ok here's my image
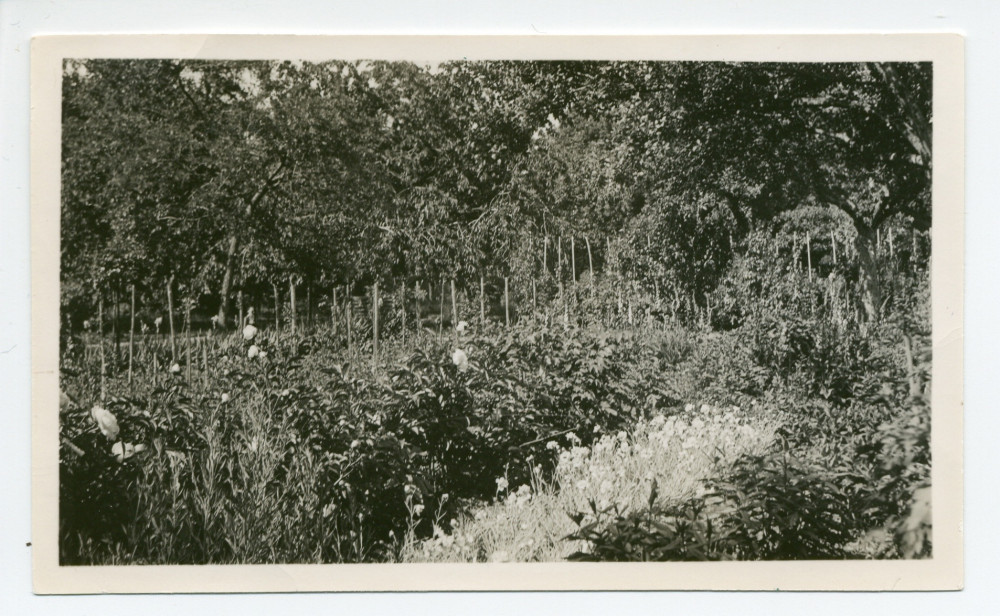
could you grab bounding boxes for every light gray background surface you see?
[1,0,995,612]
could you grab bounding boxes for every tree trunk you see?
[216,235,239,329]
[854,224,884,322]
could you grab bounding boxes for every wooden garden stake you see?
[450,279,458,341]
[289,276,297,334]
[400,289,407,346]
[543,236,548,275]
[439,280,445,338]
[331,287,338,334]
[185,306,192,381]
[832,232,838,264]
[113,286,121,367]
[372,281,379,369]
[272,282,280,331]
[202,342,209,388]
[585,236,594,283]
[557,237,562,280]
[166,275,177,362]
[128,284,136,384]
[306,283,313,329]
[806,231,813,281]
[346,289,353,355]
[479,275,486,324]
[98,295,107,401]
[504,277,510,327]
[571,236,577,286]
[888,230,895,259]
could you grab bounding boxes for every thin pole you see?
[372,281,379,370]
[571,236,577,287]
[450,279,458,343]
[98,294,106,401]
[289,276,297,334]
[128,284,136,384]
[479,275,486,324]
[438,280,445,339]
[832,232,838,265]
[166,275,177,362]
[272,282,280,331]
[400,285,407,346]
[543,236,548,275]
[557,237,563,281]
[202,340,209,388]
[346,287,353,355]
[806,231,813,281]
[185,306,192,381]
[332,287,338,334]
[504,277,510,327]
[585,236,594,283]
[237,290,244,330]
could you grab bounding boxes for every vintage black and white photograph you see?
[31,34,963,592]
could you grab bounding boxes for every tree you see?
[631,61,931,320]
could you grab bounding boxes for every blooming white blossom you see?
[111,442,146,463]
[90,405,119,441]
[220,393,230,403]
[258,350,268,359]
[413,504,425,516]
[546,440,559,450]
[242,324,258,341]
[452,349,469,372]
[495,476,509,492]
[169,362,181,374]
[247,344,260,359]
[456,320,468,334]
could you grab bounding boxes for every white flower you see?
[456,320,468,334]
[169,362,181,374]
[545,440,559,450]
[154,316,163,327]
[210,315,220,325]
[258,350,268,359]
[220,393,230,403]
[350,440,361,449]
[242,324,258,340]
[111,442,146,463]
[90,405,119,440]
[83,319,91,330]
[413,504,425,516]
[684,403,695,413]
[452,349,469,372]
[495,476,509,492]
[247,345,260,359]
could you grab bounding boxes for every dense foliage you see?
[59,58,934,564]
